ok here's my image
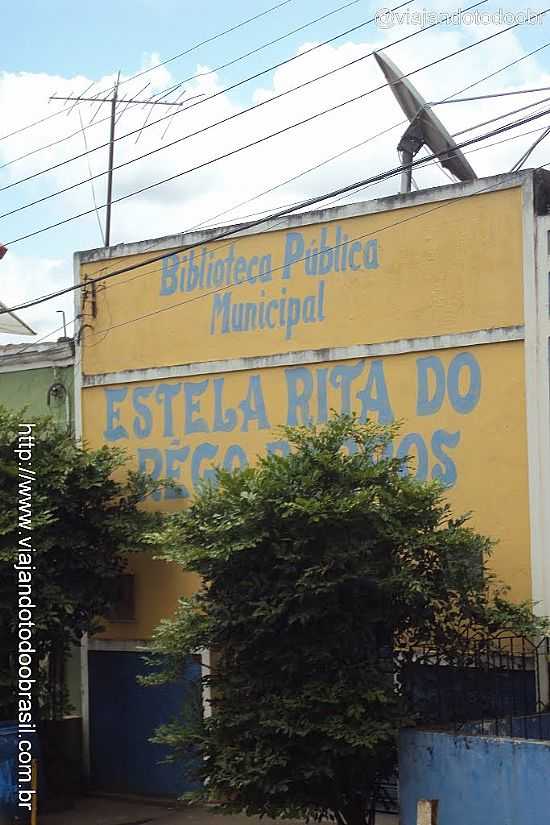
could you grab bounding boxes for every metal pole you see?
[104,72,120,247]
[399,149,413,194]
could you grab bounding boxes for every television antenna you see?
[51,74,193,247]
[373,51,477,193]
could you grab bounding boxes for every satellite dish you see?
[0,301,35,336]
[374,51,477,192]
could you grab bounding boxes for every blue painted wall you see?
[400,728,550,825]
[88,651,201,797]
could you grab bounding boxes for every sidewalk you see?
[40,797,399,825]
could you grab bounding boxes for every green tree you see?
[0,406,164,721]
[145,415,545,825]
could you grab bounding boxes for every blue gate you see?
[88,650,201,797]
[0,723,18,820]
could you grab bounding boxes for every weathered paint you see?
[79,187,525,376]
[82,339,531,639]
[399,728,550,825]
[0,359,73,428]
[76,171,550,791]
[88,651,200,796]
[76,173,544,638]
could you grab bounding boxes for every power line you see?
[0,0,297,144]
[77,109,105,245]
[189,123,550,226]
[434,85,550,104]
[0,0,367,176]
[19,40,550,347]
[17,119,547,354]
[182,41,550,231]
[0,0,421,195]
[3,100,548,317]
[85,157,550,341]
[76,40,550,305]
[309,123,550,215]
[100,109,550,288]
[2,8,539,244]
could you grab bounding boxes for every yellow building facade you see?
[75,170,550,791]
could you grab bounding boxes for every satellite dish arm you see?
[397,117,425,193]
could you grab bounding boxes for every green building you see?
[0,339,74,431]
[0,338,79,714]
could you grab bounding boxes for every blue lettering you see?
[234,256,248,284]
[417,355,446,415]
[448,353,481,414]
[431,429,460,486]
[210,292,231,334]
[356,360,393,423]
[247,256,258,284]
[191,442,219,490]
[396,433,429,481]
[286,367,313,425]
[165,447,190,499]
[266,299,278,328]
[213,378,237,432]
[286,297,300,339]
[104,388,128,441]
[318,227,333,275]
[267,440,290,457]
[349,241,362,271]
[186,249,204,291]
[184,380,209,434]
[132,387,154,439]
[155,383,181,438]
[282,231,304,279]
[160,254,179,295]
[223,445,248,472]
[259,255,272,283]
[330,360,364,413]
[363,239,379,269]
[239,375,270,431]
[317,367,329,423]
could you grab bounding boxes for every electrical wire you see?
[0,0,367,174]
[0,0,298,143]
[0,0,417,194]
[191,123,550,226]
[77,109,105,246]
[8,35,550,343]
[84,155,550,341]
[3,98,549,317]
[11,118,547,358]
[186,43,550,231]
[433,85,550,104]
[1,2,523,233]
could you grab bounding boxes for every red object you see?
[0,245,7,260]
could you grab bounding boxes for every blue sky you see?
[6,1,367,84]
[1,0,549,339]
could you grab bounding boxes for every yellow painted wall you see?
[82,341,530,638]
[79,184,531,640]
[80,188,524,376]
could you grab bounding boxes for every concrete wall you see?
[78,179,537,641]
[0,364,74,429]
[400,728,550,825]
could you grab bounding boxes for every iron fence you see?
[372,634,550,820]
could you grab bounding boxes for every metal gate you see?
[88,650,201,797]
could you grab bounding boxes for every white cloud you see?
[0,18,548,342]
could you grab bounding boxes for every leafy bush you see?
[145,414,546,825]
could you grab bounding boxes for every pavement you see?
[40,798,399,825]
